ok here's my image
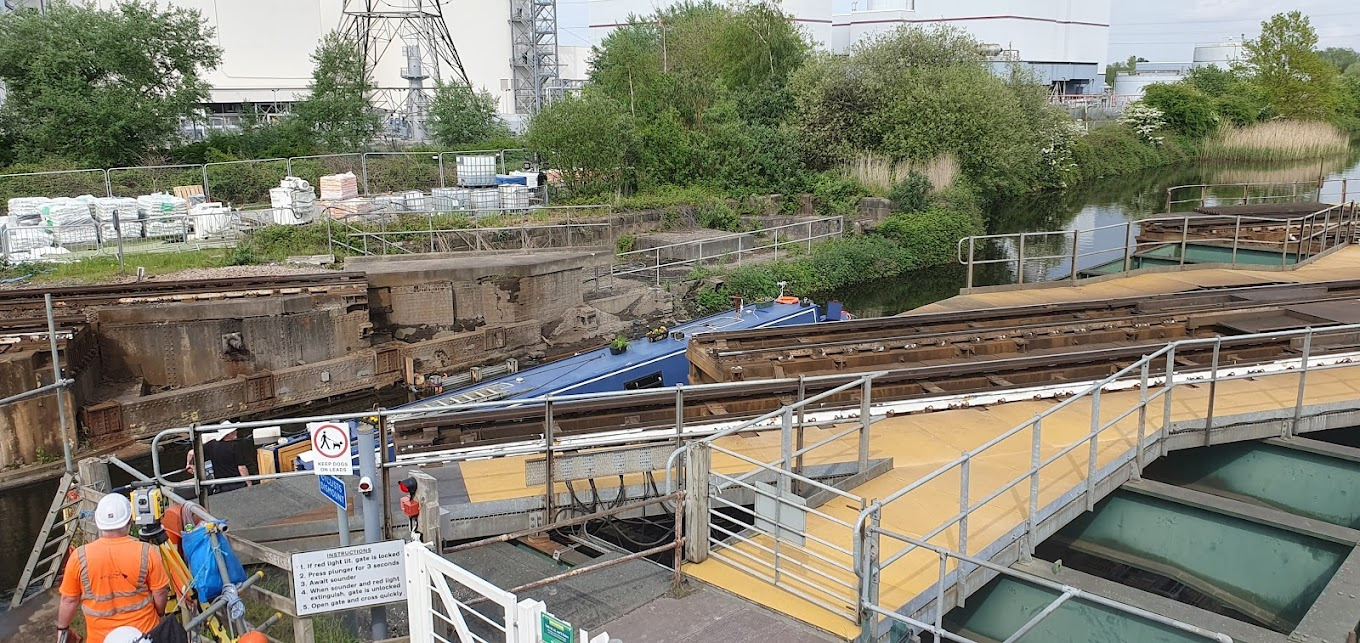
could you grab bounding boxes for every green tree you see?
[288,32,379,151]
[1141,83,1219,137]
[525,91,636,196]
[1318,47,1360,74]
[1104,55,1144,87]
[0,1,221,166]
[790,24,1074,197]
[577,1,809,194]
[428,81,510,147]
[1240,11,1337,120]
[1337,74,1360,133]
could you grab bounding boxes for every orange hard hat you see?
[239,631,269,643]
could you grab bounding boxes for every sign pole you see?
[358,422,388,640]
[335,489,353,633]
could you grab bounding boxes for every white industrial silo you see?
[1113,71,1187,105]
[1192,40,1244,68]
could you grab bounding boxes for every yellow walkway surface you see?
[453,248,1360,640]
[912,244,1360,314]
[683,364,1360,639]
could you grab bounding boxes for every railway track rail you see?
[689,279,1360,382]
[393,281,1360,454]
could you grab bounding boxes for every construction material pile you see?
[320,172,359,200]
[94,197,142,241]
[39,197,99,246]
[138,193,189,238]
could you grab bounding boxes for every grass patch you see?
[1201,120,1351,162]
[840,153,959,196]
[688,184,985,314]
[0,248,233,284]
[245,569,363,643]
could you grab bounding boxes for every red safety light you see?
[398,476,418,495]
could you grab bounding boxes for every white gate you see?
[403,541,612,643]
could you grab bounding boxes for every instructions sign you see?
[541,612,573,643]
[318,474,346,510]
[310,422,352,476]
[291,540,406,616]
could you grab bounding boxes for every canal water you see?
[2,154,1359,600]
[834,152,1360,317]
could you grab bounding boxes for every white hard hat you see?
[205,422,237,442]
[95,494,133,530]
[105,625,148,643]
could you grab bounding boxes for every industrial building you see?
[589,0,1113,94]
[61,0,594,133]
[1111,40,1246,105]
[4,1,1113,129]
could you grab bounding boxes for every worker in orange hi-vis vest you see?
[55,494,170,643]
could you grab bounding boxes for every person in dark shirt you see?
[185,426,252,495]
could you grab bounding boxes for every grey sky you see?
[556,1,1360,64]
[1108,1,1357,63]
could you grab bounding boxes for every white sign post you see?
[310,422,353,476]
[291,540,407,616]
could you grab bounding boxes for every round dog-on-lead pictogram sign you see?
[310,422,353,476]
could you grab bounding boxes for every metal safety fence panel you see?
[331,205,615,255]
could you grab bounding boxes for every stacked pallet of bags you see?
[40,196,99,247]
[4,198,55,259]
[138,193,189,238]
[94,197,142,242]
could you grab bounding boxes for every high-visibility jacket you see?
[59,536,170,643]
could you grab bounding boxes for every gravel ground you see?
[145,264,333,281]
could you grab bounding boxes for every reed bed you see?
[1201,121,1351,162]
[842,152,959,193]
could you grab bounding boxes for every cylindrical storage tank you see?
[500,185,529,211]
[1192,41,1244,68]
[1113,71,1186,105]
[432,187,469,211]
[402,190,426,212]
[469,188,501,214]
[456,156,497,187]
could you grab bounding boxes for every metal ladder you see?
[10,473,81,608]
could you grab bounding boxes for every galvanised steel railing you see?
[956,201,1358,292]
[613,216,845,286]
[136,319,1360,640]
[852,322,1360,641]
[1164,179,1347,213]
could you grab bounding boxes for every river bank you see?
[827,151,1360,316]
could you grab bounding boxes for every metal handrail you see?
[957,201,1357,291]
[1165,179,1347,213]
[863,527,1233,643]
[146,368,886,485]
[614,216,844,285]
[853,321,1360,636]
